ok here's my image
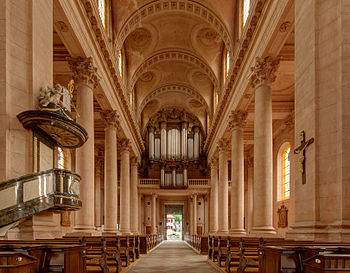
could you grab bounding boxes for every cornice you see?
[203,0,267,153]
[115,0,233,55]
[138,83,210,120]
[82,0,145,153]
[129,49,219,90]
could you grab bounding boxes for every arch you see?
[138,83,211,120]
[115,0,233,55]
[129,49,219,90]
[277,142,291,201]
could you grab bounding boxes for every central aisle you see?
[128,240,219,273]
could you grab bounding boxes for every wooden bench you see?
[217,236,229,267]
[0,251,37,273]
[303,253,350,272]
[260,243,350,273]
[0,241,86,273]
[119,236,130,267]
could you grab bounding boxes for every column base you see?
[229,229,246,236]
[286,221,350,242]
[102,227,119,233]
[216,230,229,235]
[251,226,276,237]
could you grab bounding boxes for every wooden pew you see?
[128,236,136,262]
[303,253,350,272]
[225,237,241,272]
[0,240,86,273]
[212,236,219,262]
[208,235,213,260]
[0,251,38,273]
[217,236,229,267]
[260,243,350,273]
[139,235,147,254]
[119,236,130,267]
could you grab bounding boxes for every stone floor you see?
[128,240,219,273]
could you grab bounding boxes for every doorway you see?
[164,203,184,240]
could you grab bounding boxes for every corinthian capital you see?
[249,56,280,88]
[217,138,229,152]
[228,110,248,130]
[119,139,131,153]
[101,110,119,129]
[67,57,100,88]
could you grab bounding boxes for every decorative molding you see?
[228,110,248,130]
[279,21,291,32]
[248,55,280,88]
[145,107,203,133]
[129,49,218,90]
[203,0,267,152]
[138,83,210,119]
[100,110,120,129]
[67,56,100,88]
[82,0,145,153]
[115,0,233,54]
[119,139,131,153]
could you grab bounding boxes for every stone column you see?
[249,56,279,235]
[152,194,157,234]
[94,155,103,229]
[130,157,139,234]
[101,110,119,233]
[217,139,229,233]
[209,159,218,233]
[229,110,247,235]
[192,194,198,234]
[120,139,131,234]
[68,57,99,232]
[247,157,254,233]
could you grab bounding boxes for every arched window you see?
[118,49,123,79]
[242,0,251,29]
[282,144,291,200]
[57,147,65,169]
[98,0,106,29]
[226,51,230,78]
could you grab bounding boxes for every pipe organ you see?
[145,108,204,188]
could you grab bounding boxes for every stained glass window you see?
[57,147,65,169]
[282,145,290,200]
[98,0,106,29]
[242,0,251,29]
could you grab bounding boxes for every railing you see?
[0,168,82,227]
[139,179,160,185]
[188,179,209,186]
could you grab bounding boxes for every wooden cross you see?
[294,130,314,184]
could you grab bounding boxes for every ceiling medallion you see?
[188,99,203,108]
[140,71,154,82]
[196,28,220,48]
[128,28,152,49]
[192,71,208,82]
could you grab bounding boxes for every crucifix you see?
[294,130,314,184]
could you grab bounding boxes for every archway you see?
[164,203,184,240]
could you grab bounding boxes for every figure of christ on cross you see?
[294,130,314,184]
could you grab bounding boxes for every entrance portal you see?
[164,203,184,240]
